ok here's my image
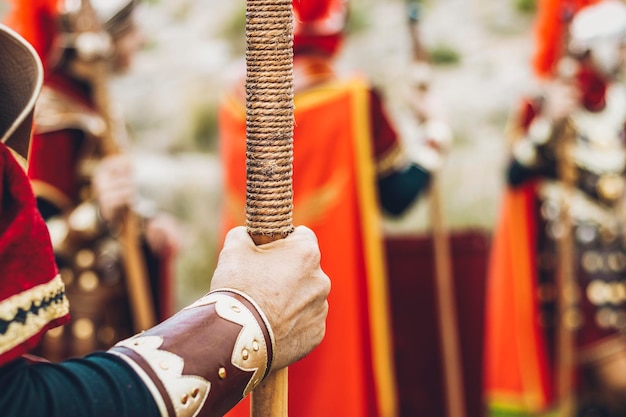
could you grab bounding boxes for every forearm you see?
[0,353,160,417]
[507,115,560,187]
[0,290,273,417]
[507,159,539,187]
[108,289,274,417]
[379,163,431,216]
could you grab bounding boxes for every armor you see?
[51,0,136,69]
[109,289,274,417]
[532,81,626,360]
[485,1,626,415]
[30,82,157,361]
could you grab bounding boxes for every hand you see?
[405,119,453,172]
[210,226,331,370]
[92,154,135,223]
[542,78,580,122]
[405,62,446,123]
[404,63,452,171]
[423,119,453,154]
[144,213,183,256]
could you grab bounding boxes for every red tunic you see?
[218,52,429,416]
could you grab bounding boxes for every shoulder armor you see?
[34,86,106,138]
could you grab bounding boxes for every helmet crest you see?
[5,0,136,69]
[292,0,348,56]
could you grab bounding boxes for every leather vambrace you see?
[108,289,274,417]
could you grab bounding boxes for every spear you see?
[406,2,467,417]
[552,3,578,414]
[91,61,157,333]
[79,0,157,333]
[245,0,294,416]
[554,117,577,417]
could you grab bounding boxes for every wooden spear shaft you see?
[406,3,467,416]
[245,1,294,416]
[555,119,577,417]
[69,0,156,334]
[92,61,157,333]
[429,175,467,417]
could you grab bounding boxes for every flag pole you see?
[406,3,466,416]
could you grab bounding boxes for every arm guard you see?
[108,289,274,417]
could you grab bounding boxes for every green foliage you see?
[345,3,371,36]
[164,187,221,309]
[219,4,246,56]
[188,101,219,152]
[175,223,218,308]
[172,1,193,22]
[514,0,536,14]
[429,44,461,66]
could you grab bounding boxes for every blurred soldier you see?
[484,0,626,415]
[0,22,330,417]
[218,1,451,416]
[5,0,181,361]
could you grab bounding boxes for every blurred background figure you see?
[484,0,626,416]
[0,0,560,414]
[4,0,181,361]
[218,1,451,416]
[0,0,529,312]
[383,2,491,417]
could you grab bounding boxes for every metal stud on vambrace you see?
[108,289,274,417]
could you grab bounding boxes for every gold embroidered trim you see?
[113,336,210,417]
[0,275,69,355]
[376,143,408,177]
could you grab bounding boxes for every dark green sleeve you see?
[0,353,160,417]
[378,163,431,216]
[507,158,557,187]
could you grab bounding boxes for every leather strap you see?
[109,290,274,417]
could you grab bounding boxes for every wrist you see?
[512,138,539,167]
[408,145,443,172]
[406,120,452,172]
[512,117,555,167]
[423,119,452,150]
[108,290,273,417]
[527,116,553,145]
[199,288,275,376]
